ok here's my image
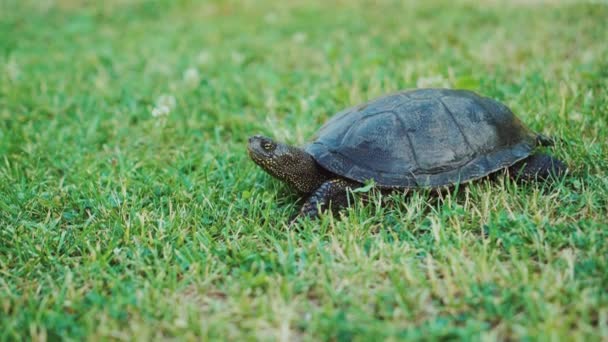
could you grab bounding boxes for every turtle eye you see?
[262,142,274,151]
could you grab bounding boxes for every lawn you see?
[1,0,607,340]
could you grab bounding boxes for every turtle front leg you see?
[297,178,361,220]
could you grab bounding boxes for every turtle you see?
[247,88,566,220]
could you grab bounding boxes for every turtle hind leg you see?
[295,178,360,221]
[508,153,567,181]
[536,134,555,147]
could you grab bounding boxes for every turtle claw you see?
[288,213,315,230]
[289,207,318,228]
[287,217,301,229]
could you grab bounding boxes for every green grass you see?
[1,0,607,340]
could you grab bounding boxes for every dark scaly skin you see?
[297,178,361,219]
[508,153,567,181]
[247,135,332,193]
[248,135,361,220]
[247,135,566,221]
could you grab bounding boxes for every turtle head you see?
[247,135,328,193]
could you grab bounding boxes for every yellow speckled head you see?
[247,135,329,193]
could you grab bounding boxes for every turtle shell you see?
[305,88,538,188]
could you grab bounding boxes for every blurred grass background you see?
[1,0,607,340]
